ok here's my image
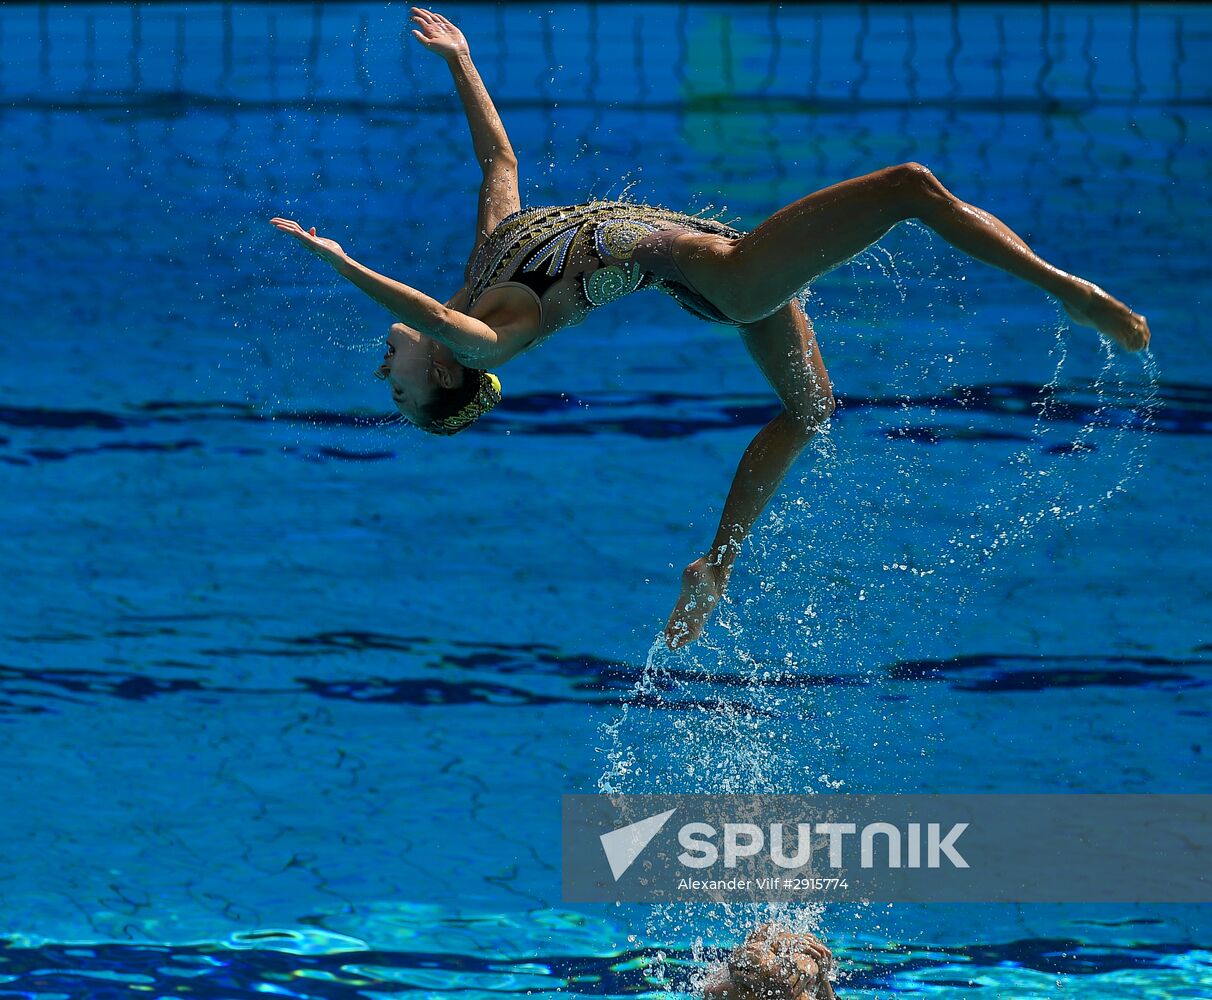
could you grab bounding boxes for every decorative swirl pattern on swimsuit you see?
[465,200,746,325]
[583,261,646,307]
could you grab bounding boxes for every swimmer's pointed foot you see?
[1062,284,1151,351]
[664,557,728,650]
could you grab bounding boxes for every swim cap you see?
[422,370,502,436]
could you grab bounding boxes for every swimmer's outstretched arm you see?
[268,218,499,361]
[408,7,521,259]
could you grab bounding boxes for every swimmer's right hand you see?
[269,218,348,268]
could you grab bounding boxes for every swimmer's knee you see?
[891,161,939,187]
[784,394,835,440]
[887,161,948,214]
[808,392,836,428]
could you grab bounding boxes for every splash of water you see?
[595,232,1162,990]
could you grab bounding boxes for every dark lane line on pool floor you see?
[2,632,1209,718]
[0,378,1195,467]
[0,932,1203,997]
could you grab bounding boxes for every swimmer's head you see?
[375,322,501,435]
[713,924,834,1000]
[375,322,445,421]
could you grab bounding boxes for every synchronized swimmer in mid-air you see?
[271,7,1151,650]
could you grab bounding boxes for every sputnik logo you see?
[599,808,676,881]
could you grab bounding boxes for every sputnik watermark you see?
[601,810,967,883]
[675,819,968,870]
[562,794,1212,903]
[600,808,676,880]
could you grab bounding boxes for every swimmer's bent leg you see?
[665,302,834,650]
[664,411,820,650]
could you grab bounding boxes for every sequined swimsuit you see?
[465,200,746,333]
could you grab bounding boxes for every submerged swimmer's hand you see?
[724,924,838,1000]
[664,557,729,650]
[269,218,348,268]
[408,7,469,62]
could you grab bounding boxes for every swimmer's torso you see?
[463,200,745,359]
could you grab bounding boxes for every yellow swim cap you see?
[423,369,502,436]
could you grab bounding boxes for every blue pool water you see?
[1,2,1211,996]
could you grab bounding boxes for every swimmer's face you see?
[376,323,437,422]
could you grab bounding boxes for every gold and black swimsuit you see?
[465,200,746,329]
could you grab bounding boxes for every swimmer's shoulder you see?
[444,284,472,313]
[445,281,547,367]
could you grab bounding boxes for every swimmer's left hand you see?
[408,7,470,62]
[269,218,347,268]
